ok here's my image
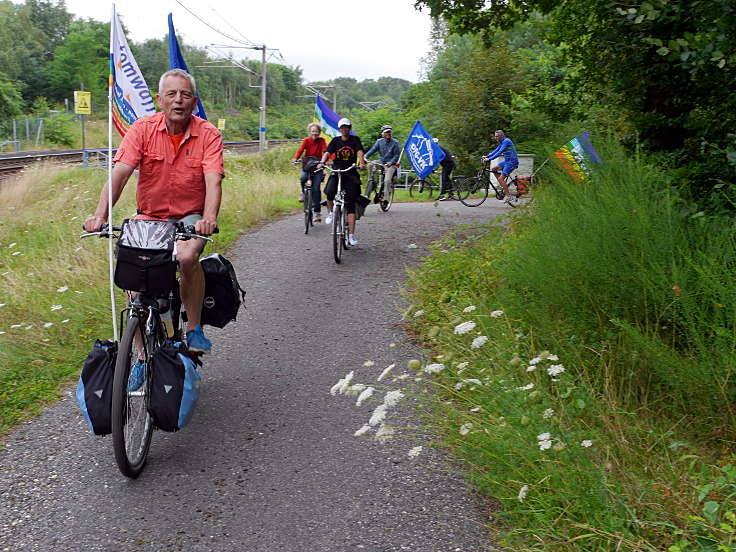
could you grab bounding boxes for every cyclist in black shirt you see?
[319,118,366,246]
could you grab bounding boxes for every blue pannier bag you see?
[76,339,117,435]
[148,342,201,432]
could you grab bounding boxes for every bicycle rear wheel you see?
[409,176,435,199]
[380,179,394,212]
[451,176,470,201]
[112,315,155,478]
[332,205,343,263]
[458,177,489,207]
[304,187,313,234]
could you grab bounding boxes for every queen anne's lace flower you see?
[369,404,387,426]
[413,309,424,317]
[50,305,63,311]
[377,364,395,382]
[471,335,488,349]
[538,439,553,451]
[383,389,404,408]
[518,485,529,502]
[459,422,473,435]
[454,321,476,335]
[526,366,537,372]
[529,356,542,365]
[547,364,566,377]
[543,408,555,419]
[375,424,395,443]
[490,310,504,318]
[517,383,534,391]
[547,354,559,361]
[56,286,69,293]
[424,363,445,374]
[456,362,469,369]
[463,305,477,313]
[580,440,593,448]
[455,378,483,390]
[356,386,375,407]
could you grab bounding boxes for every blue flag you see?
[168,13,207,120]
[403,120,445,179]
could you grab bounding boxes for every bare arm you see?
[196,171,222,236]
[84,161,135,231]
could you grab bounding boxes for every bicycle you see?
[365,161,396,212]
[293,158,324,234]
[323,163,356,264]
[81,220,213,478]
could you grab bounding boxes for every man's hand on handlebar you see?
[195,217,218,237]
[84,215,106,233]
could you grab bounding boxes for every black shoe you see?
[437,194,448,201]
[373,194,381,204]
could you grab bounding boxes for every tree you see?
[0,71,23,118]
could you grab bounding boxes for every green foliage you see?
[0,71,23,118]
[44,113,74,147]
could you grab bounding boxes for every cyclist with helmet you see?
[482,129,519,203]
[319,118,365,246]
[364,125,400,203]
[433,138,456,201]
[293,122,328,222]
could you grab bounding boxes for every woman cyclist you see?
[293,122,328,222]
[319,118,365,246]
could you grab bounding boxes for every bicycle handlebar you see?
[322,163,357,173]
[80,222,217,242]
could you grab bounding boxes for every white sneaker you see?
[325,212,334,225]
[348,234,358,246]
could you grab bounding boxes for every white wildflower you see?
[369,404,387,426]
[547,364,566,377]
[346,384,366,396]
[459,422,473,435]
[330,371,354,395]
[375,424,395,443]
[517,383,534,391]
[8,243,16,248]
[539,439,553,451]
[471,335,488,349]
[383,389,404,408]
[56,286,69,293]
[50,305,63,311]
[490,310,504,318]
[407,243,418,249]
[543,408,555,419]
[0,331,5,335]
[529,357,542,365]
[43,322,53,328]
[11,251,20,256]
[408,446,423,458]
[413,309,425,317]
[395,373,410,380]
[424,363,445,374]
[363,360,375,367]
[10,324,21,329]
[455,378,483,390]
[469,406,481,412]
[356,386,375,407]
[454,321,476,335]
[377,363,395,381]
[456,362,469,369]
[537,432,551,441]
[354,424,372,437]
[463,305,477,313]
[581,440,593,448]
[518,484,529,502]
[0,303,4,307]
[526,366,537,372]
[61,319,70,323]
[548,354,559,361]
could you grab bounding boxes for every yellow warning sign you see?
[217,118,226,130]
[74,91,91,114]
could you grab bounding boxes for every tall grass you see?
[403,139,736,550]
[0,147,296,437]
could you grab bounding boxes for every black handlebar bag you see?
[114,219,177,297]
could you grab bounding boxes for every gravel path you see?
[1,198,508,552]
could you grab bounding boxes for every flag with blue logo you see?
[167,13,207,120]
[403,120,445,179]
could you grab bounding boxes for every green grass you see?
[0,147,297,438]
[401,139,736,550]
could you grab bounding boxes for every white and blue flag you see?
[403,120,445,179]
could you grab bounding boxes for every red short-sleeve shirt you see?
[113,112,224,219]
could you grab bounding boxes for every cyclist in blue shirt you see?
[482,130,519,203]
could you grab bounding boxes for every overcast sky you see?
[56,0,434,83]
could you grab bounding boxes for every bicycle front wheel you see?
[332,205,343,263]
[304,187,313,234]
[409,177,433,199]
[380,180,394,212]
[458,177,489,207]
[112,315,154,478]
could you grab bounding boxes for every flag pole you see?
[107,3,118,341]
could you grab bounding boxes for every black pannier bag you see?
[114,219,177,297]
[76,339,117,435]
[200,253,246,328]
[148,343,201,432]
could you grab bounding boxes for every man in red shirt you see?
[85,68,224,353]
[292,122,327,222]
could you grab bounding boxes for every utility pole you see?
[309,84,337,111]
[259,44,267,152]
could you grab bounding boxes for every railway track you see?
[0,139,298,179]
